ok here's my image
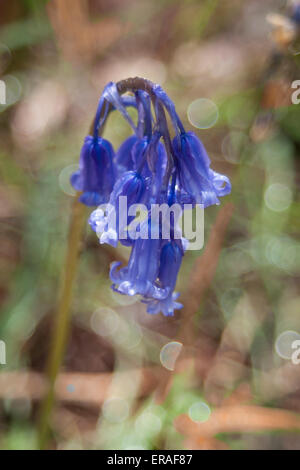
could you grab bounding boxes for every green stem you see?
[37,194,86,449]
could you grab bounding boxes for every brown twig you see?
[0,368,160,406]
[175,405,300,437]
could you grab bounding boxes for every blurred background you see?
[0,0,300,450]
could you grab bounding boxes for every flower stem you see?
[37,194,86,449]
[36,86,116,448]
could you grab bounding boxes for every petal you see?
[100,228,118,247]
[89,207,107,232]
[210,170,232,197]
[79,191,103,206]
[70,170,82,191]
[109,261,123,284]
[115,135,138,174]
[145,292,183,316]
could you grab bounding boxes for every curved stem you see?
[37,118,102,449]
[37,195,86,449]
[116,78,175,187]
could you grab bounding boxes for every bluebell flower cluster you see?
[71,78,231,316]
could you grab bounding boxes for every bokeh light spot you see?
[275,330,300,360]
[114,321,142,350]
[0,75,22,109]
[187,98,218,129]
[188,401,211,423]
[264,183,292,212]
[265,236,299,272]
[58,164,78,196]
[90,307,119,337]
[110,290,139,306]
[222,131,249,164]
[160,341,183,371]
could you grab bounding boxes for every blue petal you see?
[115,135,138,175]
[70,135,116,206]
[109,235,168,300]
[145,292,183,316]
[97,171,146,247]
[173,131,231,207]
[79,191,103,206]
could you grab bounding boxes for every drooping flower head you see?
[173,131,231,208]
[70,83,137,205]
[144,239,184,316]
[89,170,145,247]
[72,78,231,316]
[110,229,168,300]
[71,136,115,206]
[114,135,138,175]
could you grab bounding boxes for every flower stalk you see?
[37,195,86,449]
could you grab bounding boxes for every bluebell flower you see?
[115,135,139,175]
[144,240,184,316]
[131,133,167,200]
[73,78,231,316]
[145,133,167,182]
[89,170,146,247]
[174,187,195,208]
[70,135,115,206]
[131,136,150,175]
[110,229,169,300]
[173,131,231,208]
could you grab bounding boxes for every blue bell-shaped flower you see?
[115,135,139,175]
[144,239,184,316]
[173,131,231,208]
[70,135,115,206]
[110,230,169,300]
[89,170,146,247]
